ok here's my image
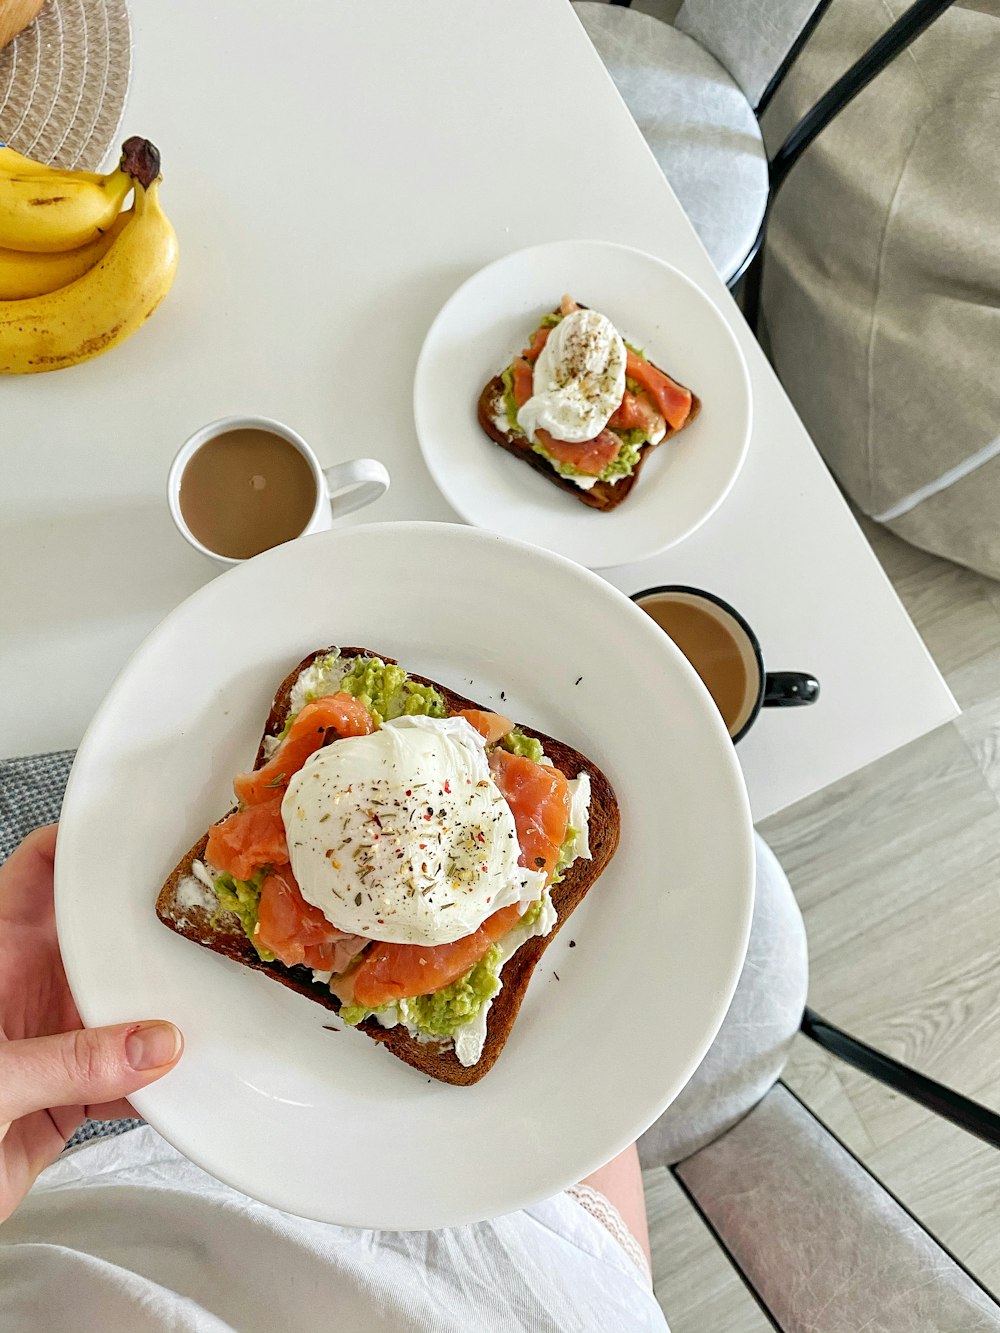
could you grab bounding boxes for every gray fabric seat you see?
[573,2,768,280]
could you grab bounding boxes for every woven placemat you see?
[0,0,131,171]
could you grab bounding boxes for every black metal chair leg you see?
[801,1007,1000,1150]
[732,250,765,333]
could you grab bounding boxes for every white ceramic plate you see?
[414,240,752,569]
[55,522,753,1230]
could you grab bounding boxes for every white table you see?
[0,0,956,821]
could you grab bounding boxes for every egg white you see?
[516,308,626,445]
[281,715,544,946]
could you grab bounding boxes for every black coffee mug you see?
[631,585,820,743]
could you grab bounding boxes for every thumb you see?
[0,1022,183,1123]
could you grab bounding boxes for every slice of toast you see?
[478,309,701,512]
[156,647,620,1086]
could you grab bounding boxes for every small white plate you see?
[55,522,753,1230]
[414,239,752,569]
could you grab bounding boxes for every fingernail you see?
[125,1021,181,1071]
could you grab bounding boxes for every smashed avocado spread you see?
[331,657,446,727]
[501,727,545,764]
[213,872,274,962]
[550,828,579,886]
[500,364,520,436]
[340,944,504,1038]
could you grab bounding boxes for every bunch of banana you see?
[0,137,178,373]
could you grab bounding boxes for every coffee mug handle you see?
[762,672,820,707]
[322,458,390,518]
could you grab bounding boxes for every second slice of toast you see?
[479,306,701,512]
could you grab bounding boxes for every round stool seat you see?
[574,2,768,282]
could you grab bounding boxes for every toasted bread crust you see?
[478,313,702,512]
[156,647,620,1085]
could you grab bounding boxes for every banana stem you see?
[120,137,161,189]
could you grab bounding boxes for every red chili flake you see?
[444,780,451,794]
[419,843,427,850]
[406,789,412,796]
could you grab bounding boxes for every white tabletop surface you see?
[0,0,955,821]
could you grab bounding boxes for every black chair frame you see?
[609,0,956,326]
[801,1007,1000,1150]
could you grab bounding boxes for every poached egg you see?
[516,308,626,445]
[281,714,544,947]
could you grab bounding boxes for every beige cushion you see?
[761,1,1000,578]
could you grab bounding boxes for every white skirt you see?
[0,1127,668,1331]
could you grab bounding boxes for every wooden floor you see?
[645,513,1000,1327]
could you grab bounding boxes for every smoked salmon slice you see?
[458,709,514,745]
[521,325,551,365]
[512,357,534,411]
[206,795,289,882]
[207,693,373,877]
[256,865,369,972]
[608,389,665,439]
[626,350,692,431]
[536,428,621,477]
[234,693,374,806]
[489,747,570,880]
[347,903,523,1008]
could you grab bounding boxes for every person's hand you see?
[0,825,183,1221]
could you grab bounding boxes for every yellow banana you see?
[0,211,130,299]
[0,143,105,186]
[0,161,131,253]
[0,176,178,374]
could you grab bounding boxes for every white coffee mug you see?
[168,415,390,566]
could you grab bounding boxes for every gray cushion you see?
[675,0,823,106]
[678,1084,1000,1331]
[573,2,767,280]
[638,833,807,1168]
[762,1,1000,579]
